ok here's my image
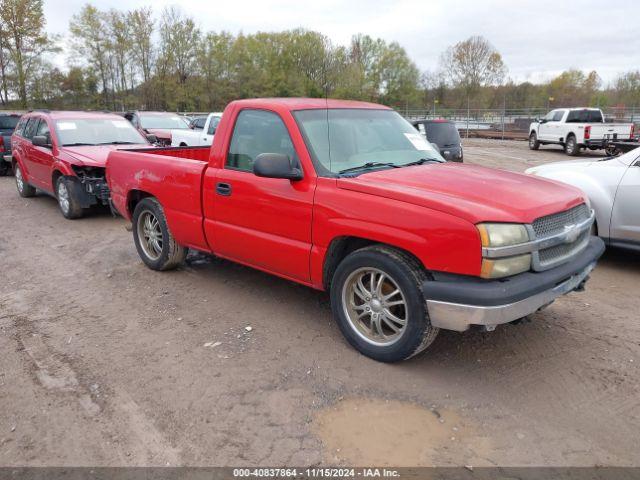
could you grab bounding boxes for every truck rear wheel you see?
[15,164,36,197]
[132,197,187,271]
[565,134,580,156]
[330,245,439,362]
[529,132,540,150]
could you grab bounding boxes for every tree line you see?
[1,0,639,113]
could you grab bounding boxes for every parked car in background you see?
[1,112,21,176]
[122,111,190,146]
[107,98,604,362]
[188,116,208,130]
[12,111,150,219]
[412,119,463,162]
[529,108,634,156]
[526,147,640,251]
[171,112,222,147]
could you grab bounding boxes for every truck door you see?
[610,157,640,244]
[537,110,557,141]
[206,108,315,282]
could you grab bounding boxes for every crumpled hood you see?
[62,144,149,167]
[337,162,587,224]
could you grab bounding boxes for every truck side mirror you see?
[146,134,158,144]
[253,153,303,181]
[32,135,50,147]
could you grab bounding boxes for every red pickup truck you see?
[107,98,605,362]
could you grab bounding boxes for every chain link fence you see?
[400,107,640,141]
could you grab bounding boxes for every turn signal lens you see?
[481,254,532,279]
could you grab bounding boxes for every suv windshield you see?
[294,109,444,175]
[419,122,460,147]
[139,114,189,130]
[0,116,20,130]
[55,118,148,146]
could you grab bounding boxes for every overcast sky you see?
[44,0,639,85]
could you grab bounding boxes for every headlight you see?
[477,223,529,248]
[477,223,531,278]
[481,254,532,279]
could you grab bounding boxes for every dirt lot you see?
[0,139,638,467]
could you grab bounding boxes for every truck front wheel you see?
[330,245,439,362]
[565,134,580,156]
[132,197,187,271]
[529,132,540,150]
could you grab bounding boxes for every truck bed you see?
[122,145,211,162]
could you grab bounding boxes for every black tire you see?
[330,245,439,362]
[529,132,540,150]
[604,145,620,157]
[0,161,11,176]
[565,134,580,156]
[56,176,84,219]
[132,197,187,271]
[14,163,36,197]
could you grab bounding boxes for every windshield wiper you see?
[402,157,443,167]
[96,141,137,145]
[62,142,96,146]
[339,162,401,175]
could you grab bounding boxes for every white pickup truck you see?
[529,108,634,156]
[171,112,222,147]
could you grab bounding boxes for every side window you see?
[226,110,296,172]
[207,117,220,135]
[553,110,565,122]
[14,117,26,136]
[196,118,206,129]
[35,119,51,145]
[22,118,39,140]
[544,111,556,122]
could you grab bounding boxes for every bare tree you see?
[128,7,154,84]
[440,35,506,102]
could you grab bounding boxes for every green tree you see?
[0,0,57,108]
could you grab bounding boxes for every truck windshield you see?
[566,110,603,123]
[294,109,444,175]
[55,118,148,146]
[139,114,189,130]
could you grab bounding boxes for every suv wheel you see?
[330,245,439,362]
[15,164,36,197]
[56,177,84,219]
[132,197,187,271]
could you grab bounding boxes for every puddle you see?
[313,398,491,466]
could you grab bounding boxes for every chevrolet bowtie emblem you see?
[564,224,579,243]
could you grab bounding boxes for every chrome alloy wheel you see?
[57,181,70,214]
[341,267,408,346]
[15,166,25,193]
[137,211,163,260]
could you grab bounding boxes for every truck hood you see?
[336,163,587,224]
[62,144,150,167]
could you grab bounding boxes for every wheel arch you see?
[322,236,428,291]
[127,189,154,217]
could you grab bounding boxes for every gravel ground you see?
[0,139,638,467]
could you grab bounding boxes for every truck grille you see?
[532,203,591,270]
[532,203,590,238]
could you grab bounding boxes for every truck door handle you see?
[216,182,232,196]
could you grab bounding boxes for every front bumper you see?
[423,236,605,331]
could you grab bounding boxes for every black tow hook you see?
[574,275,590,292]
